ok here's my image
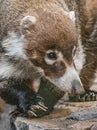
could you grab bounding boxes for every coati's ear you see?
[20,15,36,35]
[69,11,76,23]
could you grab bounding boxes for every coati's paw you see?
[28,103,47,117]
[18,94,48,117]
[28,95,48,117]
[69,89,97,102]
[79,89,97,102]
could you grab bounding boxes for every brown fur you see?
[24,10,77,78]
[0,0,78,80]
[0,0,68,38]
[74,0,97,89]
[85,0,97,34]
[0,98,5,118]
[0,0,84,116]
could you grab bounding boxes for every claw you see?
[31,104,47,111]
[92,93,96,101]
[9,109,23,121]
[38,103,48,109]
[28,110,37,117]
[38,105,47,111]
[90,93,94,101]
[31,105,40,110]
[30,106,35,111]
[10,110,21,116]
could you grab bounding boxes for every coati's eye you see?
[45,50,59,65]
[45,50,63,65]
[47,52,57,60]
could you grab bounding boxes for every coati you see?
[0,0,85,118]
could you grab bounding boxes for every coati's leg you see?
[0,79,59,130]
[0,79,48,117]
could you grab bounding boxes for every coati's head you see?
[21,9,85,95]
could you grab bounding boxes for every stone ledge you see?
[15,117,63,130]
[68,121,97,130]
[14,101,97,130]
[15,109,71,130]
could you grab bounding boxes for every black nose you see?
[71,80,85,95]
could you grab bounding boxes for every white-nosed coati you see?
[0,0,85,120]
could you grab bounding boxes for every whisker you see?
[86,51,97,56]
[83,61,94,68]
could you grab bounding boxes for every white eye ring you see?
[45,50,57,65]
[45,57,56,65]
[44,50,63,65]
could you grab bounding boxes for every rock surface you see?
[14,101,97,130]
[0,104,16,130]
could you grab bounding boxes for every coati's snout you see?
[29,48,84,95]
[71,80,85,95]
[47,64,85,95]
